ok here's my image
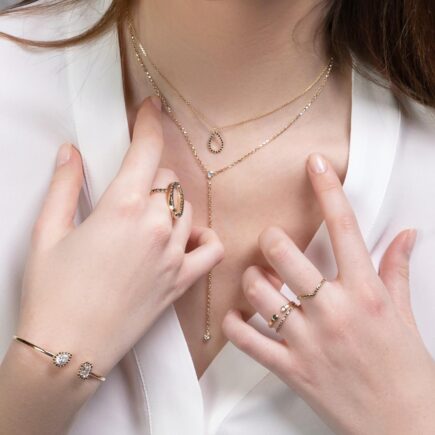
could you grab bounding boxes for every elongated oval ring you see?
[150,181,185,219]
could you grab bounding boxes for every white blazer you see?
[1,1,435,434]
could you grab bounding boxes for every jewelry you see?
[129,10,331,154]
[127,11,333,342]
[268,313,280,327]
[13,336,106,382]
[275,305,297,333]
[268,301,299,327]
[150,181,185,219]
[297,277,327,300]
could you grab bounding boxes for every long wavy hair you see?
[1,0,434,108]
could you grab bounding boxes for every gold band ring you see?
[275,305,298,333]
[150,181,185,219]
[268,300,299,328]
[13,336,106,382]
[297,277,327,300]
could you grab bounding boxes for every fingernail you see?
[150,95,162,111]
[404,228,417,256]
[308,153,327,174]
[56,143,72,167]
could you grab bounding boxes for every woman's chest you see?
[157,122,350,380]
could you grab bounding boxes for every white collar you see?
[65,4,401,433]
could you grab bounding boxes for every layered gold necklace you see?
[126,11,334,342]
[131,32,331,154]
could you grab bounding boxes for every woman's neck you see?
[128,0,331,124]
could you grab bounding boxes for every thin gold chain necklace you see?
[132,28,331,155]
[126,13,333,342]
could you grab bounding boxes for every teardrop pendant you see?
[207,130,224,154]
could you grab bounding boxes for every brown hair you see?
[1,0,434,108]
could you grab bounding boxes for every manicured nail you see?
[404,228,417,256]
[309,153,327,174]
[56,143,72,167]
[150,95,162,111]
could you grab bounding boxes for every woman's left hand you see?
[222,153,435,435]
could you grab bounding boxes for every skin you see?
[0,97,224,434]
[122,0,352,379]
[1,1,434,434]
[222,154,435,433]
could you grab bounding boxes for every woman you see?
[0,0,434,433]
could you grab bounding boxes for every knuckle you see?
[333,212,358,233]
[244,279,264,302]
[317,178,338,194]
[268,238,291,264]
[114,191,146,217]
[149,219,172,245]
[49,174,72,192]
[395,263,410,281]
[359,290,387,318]
[155,168,178,183]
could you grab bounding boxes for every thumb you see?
[32,143,84,248]
[378,228,417,328]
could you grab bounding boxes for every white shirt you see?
[1,1,434,434]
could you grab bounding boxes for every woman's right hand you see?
[15,96,224,377]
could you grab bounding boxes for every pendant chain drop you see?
[126,10,333,343]
[203,177,214,341]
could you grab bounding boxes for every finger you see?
[222,308,293,380]
[115,96,163,192]
[32,143,84,248]
[242,265,308,344]
[379,228,418,329]
[171,201,193,248]
[306,153,375,280]
[179,227,224,288]
[258,226,326,311]
[148,168,180,220]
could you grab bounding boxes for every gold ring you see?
[297,277,327,300]
[268,301,299,328]
[275,306,297,333]
[150,181,185,219]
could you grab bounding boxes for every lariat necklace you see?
[126,11,334,342]
[131,29,331,154]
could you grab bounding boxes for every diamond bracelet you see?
[12,336,106,382]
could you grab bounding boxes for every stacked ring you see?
[268,300,299,329]
[269,278,327,332]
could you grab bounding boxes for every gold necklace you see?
[131,15,331,155]
[126,12,334,342]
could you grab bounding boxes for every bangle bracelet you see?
[12,336,106,382]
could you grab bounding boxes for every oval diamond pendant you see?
[207,130,224,154]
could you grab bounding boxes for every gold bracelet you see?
[13,336,106,382]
